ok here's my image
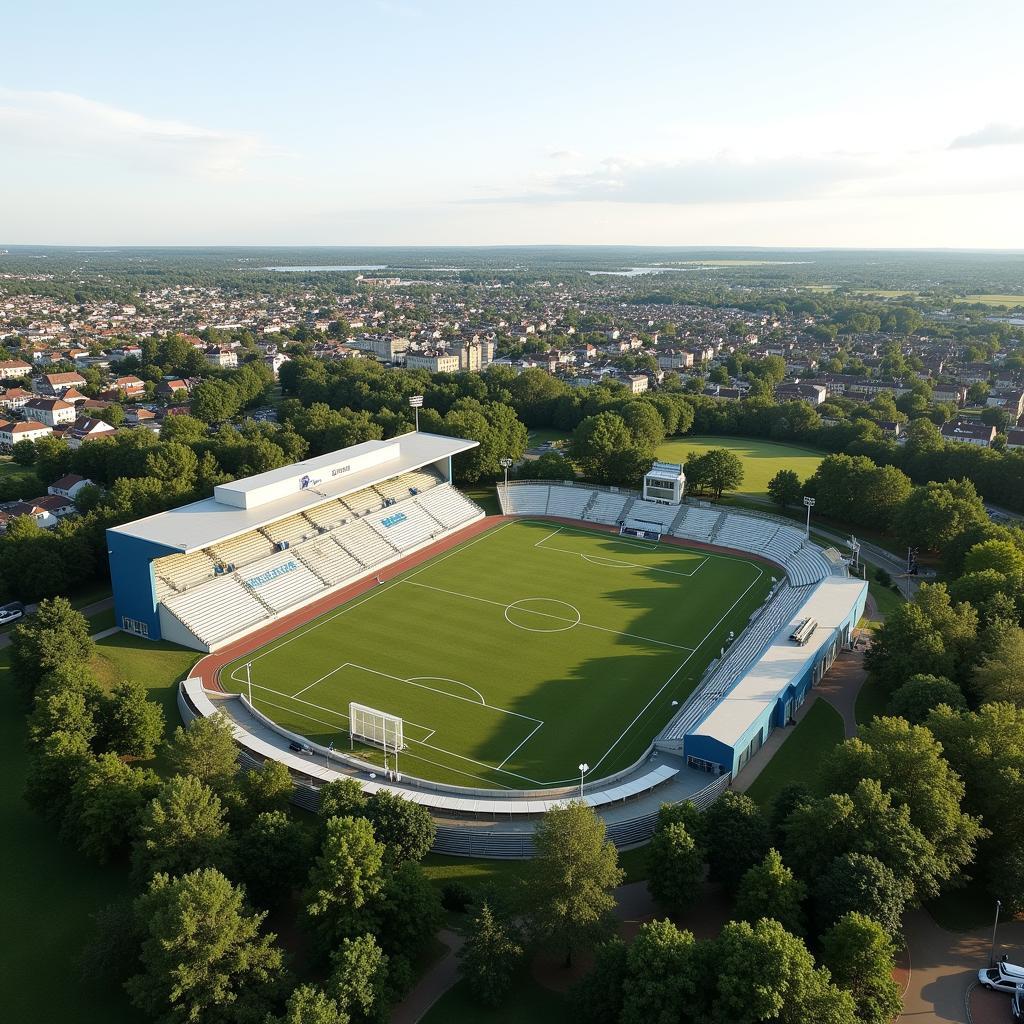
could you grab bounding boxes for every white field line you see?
[537,540,707,578]
[533,526,564,547]
[583,561,766,776]
[496,719,544,769]
[406,579,696,652]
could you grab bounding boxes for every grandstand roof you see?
[689,576,867,748]
[108,431,477,552]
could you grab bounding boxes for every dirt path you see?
[815,647,867,738]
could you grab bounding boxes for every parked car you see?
[0,601,25,625]
[977,963,1024,993]
[287,740,313,754]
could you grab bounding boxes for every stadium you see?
[109,432,867,856]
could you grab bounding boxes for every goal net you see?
[349,702,405,753]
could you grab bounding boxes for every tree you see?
[699,918,856,1024]
[768,469,802,510]
[686,448,744,498]
[363,790,435,864]
[820,717,985,894]
[24,728,94,823]
[889,674,967,724]
[133,774,232,881]
[318,777,367,823]
[230,759,294,824]
[374,861,443,988]
[528,801,623,966]
[820,913,903,1024]
[458,902,524,1007]
[895,479,988,553]
[620,919,698,1024]
[9,596,94,705]
[276,985,348,1024]
[812,852,913,938]
[70,753,161,863]
[125,868,284,1024]
[240,811,317,904]
[327,934,389,1024]
[569,937,627,1024]
[734,848,807,935]
[191,378,242,424]
[167,713,239,794]
[98,680,165,758]
[647,820,705,913]
[570,412,654,488]
[701,790,770,890]
[620,400,666,447]
[973,626,1024,706]
[305,816,386,952]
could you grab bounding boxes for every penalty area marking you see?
[504,597,582,633]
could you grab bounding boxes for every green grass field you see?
[656,436,824,497]
[223,520,770,789]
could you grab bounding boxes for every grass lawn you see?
[745,700,845,809]
[527,428,569,448]
[421,972,565,1024]
[960,294,1024,307]
[854,675,890,727]
[222,520,770,789]
[867,580,903,622]
[0,651,142,1023]
[657,436,824,498]
[462,485,502,516]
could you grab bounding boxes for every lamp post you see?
[990,899,1003,966]
[500,457,513,490]
[409,394,423,431]
[578,762,589,800]
[803,495,816,538]
[244,661,253,705]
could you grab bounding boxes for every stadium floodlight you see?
[803,495,816,538]
[409,394,424,431]
[500,456,513,489]
[244,662,253,705]
[578,762,589,800]
[349,702,405,775]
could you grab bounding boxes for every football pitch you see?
[222,520,773,789]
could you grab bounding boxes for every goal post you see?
[348,702,405,754]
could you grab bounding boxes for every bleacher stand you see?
[340,487,385,516]
[546,486,591,519]
[624,498,678,532]
[163,574,269,647]
[416,485,483,530]
[208,531,277,569]
[583,490,628,522]
[262,513,318,548]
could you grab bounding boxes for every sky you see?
[2,0,1024,248]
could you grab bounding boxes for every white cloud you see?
[949,123,1024,149]
[0,88,279,178]
[547,149,582,160]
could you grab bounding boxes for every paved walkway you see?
[900,910,1024,1022]
[390,929,464,1024]
[816,647,867,738]
[0,596,114,650]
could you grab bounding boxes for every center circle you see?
[504,598,582,633]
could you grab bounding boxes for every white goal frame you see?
[349,702,405,763]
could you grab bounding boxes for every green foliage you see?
[229,759,294,825]
[133,774,233,882]
[685,447,745,498]
[895,478,988,552]
[570,412,654,487]
[889,674,966,724]
[319,777,368,821]
[98,679,165,758]
[305,816,386,952]
[363,789,436,864]
[458,902,525,1007]
[812,852,913,939]
[167,713,240,794]
[646,820,705,914]
[620,919,698,1024]
[767,468,802,509]
[972,626,1024,706]
[327,933,389,1024]
[734,848,807,936]
[700,790,770,890]
[820,913,903,1024]
[277,985,348,1024]
[239,810,317,903]
[805,454,912,530]
[125,868,284,1024]
[527,801,623,966]
[9,596,94,705]
[569,937,627,1024]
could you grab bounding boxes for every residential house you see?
[205,347,238,369]
[33,371,87,396]
[0,387,32,412]
[111,375,146,399]
[0,359,32,380]
[1006,428,1024,450]
[66,417,116,448]
[156,378,191,399]
[405,350,461,373]
[23,397,77,427]
[625,374,650,395]
[48,474,94,500]
[775,382,827,406]
[0,419,53,447]
[657,349,694,370]
[940,420,996,447]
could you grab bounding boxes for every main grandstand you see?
[107,432,484,651]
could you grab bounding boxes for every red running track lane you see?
[191,514,784,693]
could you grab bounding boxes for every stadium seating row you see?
[161,484,484,648]
[499,482,839,588]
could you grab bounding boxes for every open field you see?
[656,436,824,498]
[223,520,771,789]
[960,294,1024,306]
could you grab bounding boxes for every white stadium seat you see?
[163,574,268,646]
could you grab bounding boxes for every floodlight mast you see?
[409,394,424,431]
[500,456,513,490]
[803,495,816,538]
[578,762,589,800]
